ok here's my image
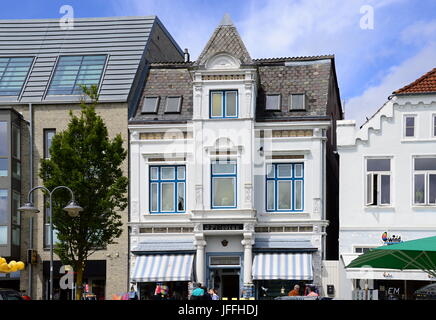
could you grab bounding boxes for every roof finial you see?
[220,13,234,26]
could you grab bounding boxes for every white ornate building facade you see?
[128,15,342,299]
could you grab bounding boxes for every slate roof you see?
[130,16,341,124]
[194,13,252,66]
[393,68,436,94]
[0,16,184,105]
[255,58,333,121]
[130,65,193,123]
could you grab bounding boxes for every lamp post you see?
[19,185,83,300]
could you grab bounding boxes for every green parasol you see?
[347,236,436,278]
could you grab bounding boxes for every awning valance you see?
[131,254,194,282]
[252,253,313,280]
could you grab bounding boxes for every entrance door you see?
[221,274,239,298]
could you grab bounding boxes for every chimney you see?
[184,48,190,63]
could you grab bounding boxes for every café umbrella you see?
[347,236,436,278]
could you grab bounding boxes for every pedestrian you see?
[306,286,319,297]
[209,288,220,300]
[201,286,212,300]
[190,283,204,300]
[128,285,138,300]
[288,284,300,296]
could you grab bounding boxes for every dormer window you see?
[142,96,159,114]
[210,90,238,118]
[266,94,281,111]
[289,93,305,111]
[165,96,182,113]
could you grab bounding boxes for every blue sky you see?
[2,0,435,124]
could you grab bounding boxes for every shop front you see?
[344,257,436,300]
[252,251,315,299]
[130,238,196,300]
[42,260,106,300]
[251,237,317,299]
[206,253,243,299]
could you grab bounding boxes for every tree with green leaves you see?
[39,85,128,300]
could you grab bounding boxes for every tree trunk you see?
[75,262,84,300]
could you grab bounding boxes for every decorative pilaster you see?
[241,233,254,298]
[194,235,207,286]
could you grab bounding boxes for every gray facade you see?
[0,109,23,259]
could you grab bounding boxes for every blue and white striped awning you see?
[252,253,313,280]
[131,254,194,282]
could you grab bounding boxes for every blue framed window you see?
[0,57,33,96]
[47,55,107,95]
[210,90,238,118]
[266,163,304,212]
[149,165,186,213]
[211,160,237,208]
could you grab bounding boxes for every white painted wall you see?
[337,94,436,299]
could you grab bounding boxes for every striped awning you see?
[252,253,313,280]
[131,254,194,282]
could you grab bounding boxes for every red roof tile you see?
[394,68,436,94]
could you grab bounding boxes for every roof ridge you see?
[393,67,436,94]
[253,54,334,62]
[0,16,157,23]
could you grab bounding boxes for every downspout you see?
[28,103,33,299]
[322,129,326,261]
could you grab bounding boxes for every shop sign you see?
[382,232,402,245]
[203,224,243,231]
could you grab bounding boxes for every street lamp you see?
[19,185,83,300]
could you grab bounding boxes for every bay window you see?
[149,165,186,213]
[266,163,304,212]
[211,160,237,208]
[413,157,436,205]
[365,158,391,206]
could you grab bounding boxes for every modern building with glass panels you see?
[0,16,184,300]
[128,14,342,300]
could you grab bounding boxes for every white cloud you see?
[108,0,434,127]
[401,20,436,45]
[345,42,436,125]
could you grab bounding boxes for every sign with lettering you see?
[203,224,243,231]
[382,232,402,245]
